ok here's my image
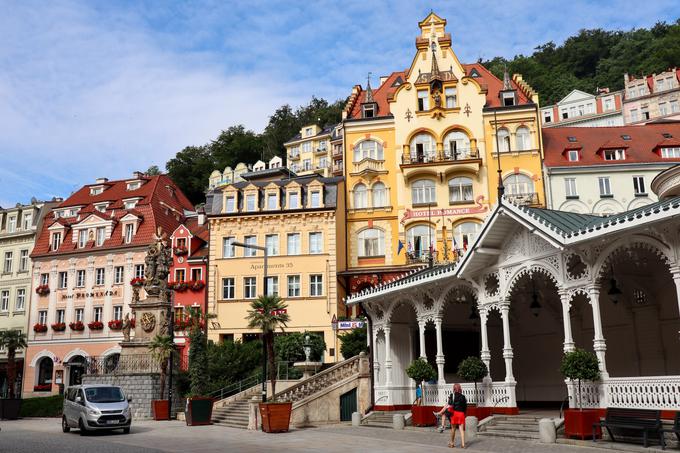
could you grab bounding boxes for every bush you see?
[406,358,437,385]
[560,348,600,410]
[275,331,326,363]
[339,326,368,359]
[19,394,64,417]
[206,339,263,393]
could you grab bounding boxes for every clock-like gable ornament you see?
[140,312,156,332]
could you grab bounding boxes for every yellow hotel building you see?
[342,12,544,294]
[206,162,347,363]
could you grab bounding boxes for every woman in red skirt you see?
[448,383,467,448]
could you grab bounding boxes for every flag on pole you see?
[397,240,404,255]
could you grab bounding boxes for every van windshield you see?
[84,387,125,403]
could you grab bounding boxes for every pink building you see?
[623,69,680,124]
[23,172,193,397]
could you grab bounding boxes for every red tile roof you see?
[461,63,532,108]
[543,123,680,167]
[32,175,194,258]
[346,71,406,119]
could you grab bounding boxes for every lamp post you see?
[232,241,268,403]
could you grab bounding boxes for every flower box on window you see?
[33,323,48,333]
[51,322,66,332]
[35,285,50,296]
[173,246,188,256]
[170,281,188,292]
[108,319,123,330]
[88,321,104,330]
[190,280,205,291]
[130,277,145,287]
[33,384,52,392]
[69,321,85,331]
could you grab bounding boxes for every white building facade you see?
[541,89,623,128]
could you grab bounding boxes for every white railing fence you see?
[422,381,512,407]
[566,376,680,410]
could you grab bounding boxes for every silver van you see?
[62,384,132,435]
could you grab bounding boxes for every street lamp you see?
[231,240,268,403]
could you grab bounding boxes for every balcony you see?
[349,158,387,177]
[288,152,300,161]
[315,147,328,155]
[505,192,540,207]
[332,146,343,158]
[332,162,344,175]
[401,148,482,181]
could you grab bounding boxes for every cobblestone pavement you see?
[0,418,650,453]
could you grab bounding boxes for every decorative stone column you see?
[479,307,493,408]
[417,319,427,359]
[384,325,392,386]
[372,326,381,385]
[500,303,514,383]
[587,285,609,379]
[434,316,445,383]
[559,290,575,353]
[670,266,680,319]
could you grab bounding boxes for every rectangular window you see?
[244,277,256,299]
[445,87,457,108]
[19,249,29,272]
[310,274,323,296]
[114,266,124,284]
[564,178,578,198]
[310,191,321,208]
[244,236,257,256]
[633,176,646,195]
[175,268,185,282]
[38,310,47,325]
[302,142,311,152]
[502,92,515,106]
[287,275,301,297]
[630,109,639,122]
[362,104,374,118]
[246,194,257,212]
[40,273,49,286]
[303,159,312,171]
[567,150,580,162]
[659,102,668,116]
[51,232,62,251]
[604,99,612,111]
[124,224,134,244]
[222,237,235,258]
[288,192,299,209]
[543,111,552,123]
[95,268,105,286]
[309,232,323,254]
[222,277,235,299]
[78,229,87,248]
[94,307,103,322]
[671,99,679,113]
[56,309,65,324]
[0,291,8,312]
[96,227,106,246]
[604,149,625,161]
[287,233,301,255]
[265,234,279,256]
[417,90,429,111]
[267,193,277,210]
[15,289,25,311]
[266,276,279,296]
[225,196,236,213]
[7,216,16,233]
[113,306,123,321]
[661,147,680,158]
[22,213,32,230]
[598,177,612,197]
[135,264,144,279]
[58,271,68,289]
[75,308,84,322]
[76,270,86,288]
[191,268,202,281]
[3,252,12,273]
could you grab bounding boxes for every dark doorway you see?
[68,356,86,386]
[340,388,357,421]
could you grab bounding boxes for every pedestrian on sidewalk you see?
[449,383,467,448]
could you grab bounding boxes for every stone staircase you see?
[211,396,251,428]
[478,415,541,440]
[361,410,411,428]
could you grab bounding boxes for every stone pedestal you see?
[393,413,405,430]
[539,418,557,443]
[465,416,478,441]
[292,361,322,379]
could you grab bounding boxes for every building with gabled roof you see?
[624,68,680,124]
[540,88,624,128]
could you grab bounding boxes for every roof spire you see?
[430,40,441,80]
[502,65,512,90]
[365,71,374,103]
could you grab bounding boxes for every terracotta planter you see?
[152,400,169,420]
[564,408,602,440]
[0,399,22,420]
[185,397,213,426]
[259,402,292,433]
[411,405,438,426]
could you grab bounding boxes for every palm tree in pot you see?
[246,295,291,433]
[0,330,27,419]
[148,334,174,420]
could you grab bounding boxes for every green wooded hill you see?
[165,20,680,204]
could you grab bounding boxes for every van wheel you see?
[78,418,87,436]
[122,427,130,434]
[62,416,70,433]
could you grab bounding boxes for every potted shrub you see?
[246,295,292,433]
[149,334,174,420]
[560,349,601,440]
[406,358,438,426]
[457,356,491,419]
[0,330,26,419]
[33,323,47,333]
[185,308,212,426]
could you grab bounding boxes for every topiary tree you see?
[187,307,209,397]
[560,349,600,410]
[457,356,488,402]
[406,358,437,392]
[339,326,368,359]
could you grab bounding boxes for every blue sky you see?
[1,0,678,207]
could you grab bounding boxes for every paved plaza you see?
[0,419,668,453]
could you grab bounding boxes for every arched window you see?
[411,179,436,205]
[497,128,510,152]
[448,177,473,203]
[453,222,480,252]
[503,173,534,195]
[353,184,367,209]
[357,228,385,257]
[37,357,53,386]
[443,131,471,159]
[407,225,435,258]
[515,126,531,150]
[353,140,383,162]
[372,182,386,208]
[409,133,436,163]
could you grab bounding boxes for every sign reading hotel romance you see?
[400,196,488,224]
[60,289,120,300]
[338,320,365,330]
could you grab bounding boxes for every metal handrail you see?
[493,395,510,408]
[207,372,262,401]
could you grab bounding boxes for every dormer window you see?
[362,104,375,118]
[288,191,299,209]
[124,199,138,209]
[305,127,313,137]
[96,227,106,246]
[310,191,321,208]
[90,186,104,196]
[661,147,680,158]
[225,195,236,213]
[51,232,62,251]
[417,90,429,111]
[78,230,87,248]
[567,136,578,143]
[124,224,134,244]
[604,149,626,161]
[245,194,257,212]
[502,92,515,106]
[127,181,142,191]
[266,193,277,210]
[7,216,16,233]
[94,203,108,213]
[567,150,580,162]
[621,134,631,141]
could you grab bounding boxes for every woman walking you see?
[449,383,467,448]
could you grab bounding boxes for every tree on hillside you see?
[166,145,214,205]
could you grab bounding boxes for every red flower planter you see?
[130,277,145,287]
[33,384,52,392]
[108,320,123,330]
[35,285,50,296]
[411,405,438,426]
[88,321,104,330]
[69,321,85,331]
[33,323,48,333]
[564,409,602,440]
[51,322,66,332]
